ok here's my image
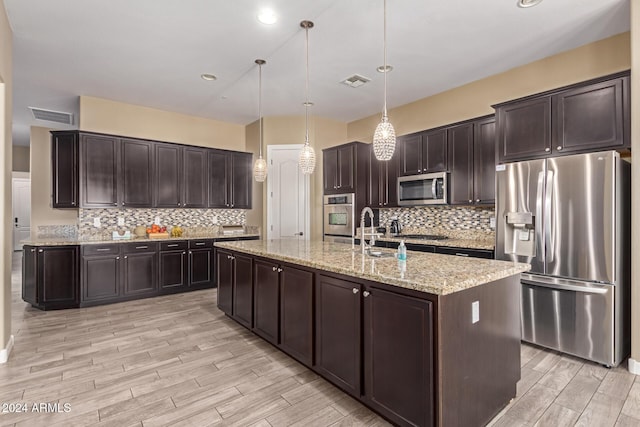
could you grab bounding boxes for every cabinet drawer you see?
[189,239,214,249]
[435,246,494,259]
[122,242,158,253]
[83,244,120,256]
[160,240,188,251]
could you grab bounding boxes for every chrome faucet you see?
[360,207,378,254]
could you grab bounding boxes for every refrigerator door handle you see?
[545,170,554,262]
[536,171,545,261]
[521,279,609,294]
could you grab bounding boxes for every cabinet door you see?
[473,118,496,204]
[79,134,119,208]
[159,250,188,292]
[497,97,551,162]
[208,150,229,208]
[22,246,38,305]
[51,131,78,208]
[155,144,182,208]
[448,123,474,204]
[422,129,448,173]
[121,139,154,208]
[554,77,626,153]
[189,248,213,288]
[231,152,252,209]
[280,266,314,366]
[399,134,422,176]
[232,253,253,329]
[337,145,354,192]
[383,148,400,207]
[38,246,78,308]
[368,146,382,207]
[253,259,280,345]
[315,274,362,397]
[82,255,120,302]
[364,287,434,427]
[183,147,208,208]
[122,251,157,296]
[323,149,338,194]
[216,250,234,315]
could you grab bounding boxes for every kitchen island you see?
[214,239,530,427]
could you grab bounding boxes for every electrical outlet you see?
[472,301,480,324]
[490,217,496,229]
[117,217,125,226]
[212,215,218,225]
[154,216,161,225]
[93,217,101,228]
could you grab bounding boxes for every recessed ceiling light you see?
[201,73,217,81]
[517,0,543,8]
[257,9,277,25]
[376,65,393,73]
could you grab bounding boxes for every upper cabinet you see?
[154,143,182,208]
[121,138,154,208]
[208,150,253,209]
[323,143,358,194]
[398,129,447,176]
[496,71,630,163]
[473,117,497,204]
[79,133,120,208]
[367,143,399,208]
[51,131,78,208]
[182,146,208,208]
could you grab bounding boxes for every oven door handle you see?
[521,279,609,294]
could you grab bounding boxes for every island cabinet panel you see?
[121,138,154,208]
[22,246,38,306]
[121,244,158,296]
[159,242,188,293]
[22,246,79,310]
[216,249,234,315]
[280,266,314,366]
[363,287,434,427]
[154,143,182,208]
[231,253,253,329]
[79,134,119,208]
[315,275,362,397]
[253,259,281,345]
[51,131,78,208]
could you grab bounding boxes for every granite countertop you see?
[21,233,261,246]
[215,240,529,296]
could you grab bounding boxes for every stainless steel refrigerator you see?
[495,151,630,366]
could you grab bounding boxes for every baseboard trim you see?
[0,335,14,364]
[628,357,640,375]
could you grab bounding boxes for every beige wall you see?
[0,0,12,357]
[79,96,246,151]
[30,127,78,230]
[348,32,631,141]
[630,1,640,368]
[12,146,30,172]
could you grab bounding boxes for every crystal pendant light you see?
[372,0,396,161]
[253,59,267,182]
[298,20,316,175]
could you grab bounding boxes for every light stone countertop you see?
[21,233,261,247]
[215,239,529,296]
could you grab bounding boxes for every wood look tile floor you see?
[2,253,639,427]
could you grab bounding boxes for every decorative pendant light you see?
[298,20,316,175]
[372,0,396,161]
[253,59,267,182]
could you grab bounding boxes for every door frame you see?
[266,144,310,241]
[11,173,31,251]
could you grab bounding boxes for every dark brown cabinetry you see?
[399,129,448,176]
[435,246,494,259]
[216,249,234,315]
[279,266,314,366]
[208,150,253,209]
[51,131,78,208]
[253,259,281,345]
[79,134,119,208]
[323,142,369,196]
[154,144,182,208]
[188,240,214,288]
[121,139,154,208]
[315,274,362,396]
[182,147,208,208]
[473,117,497,204]
[447,123,474,205]
[363,287,434,427]
[232,253,253,329]
[22,245,79,310]
[367,144,399,208]
[81,244,121,304]
[496,72,630,162]
[122,243,158,296]
[159,241,188,293]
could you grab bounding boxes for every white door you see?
[267,145,310,240]
[12,178,31,251]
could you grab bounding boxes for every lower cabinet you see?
[122,243,158,296]
[159,241,188,293]
[22,245,79,310]
[82,244,121,304]
[232,253,253,329]
[216,249,234,315]
[279,266,314,366]
[188,239,214,289]
[253,259,281,345]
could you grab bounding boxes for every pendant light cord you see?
[383,0,388,119]
[258,62,263,159]
[304,25,310,145]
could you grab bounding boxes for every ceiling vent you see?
[340,74,371,88]
[29,107,74,125]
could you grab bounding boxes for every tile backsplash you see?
[379,206,495,233]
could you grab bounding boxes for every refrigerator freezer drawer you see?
[521,279,616,366]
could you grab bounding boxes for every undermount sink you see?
[365,250,396,258]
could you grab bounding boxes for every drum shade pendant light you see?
[298,20,316,175]
[253,59,267,182]
[372,0,396,161]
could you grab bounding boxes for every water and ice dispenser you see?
[504,212,536,258]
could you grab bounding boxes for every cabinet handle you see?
[277,268,282,272]
[468,199,472,203]
[476,199,480,203]
[231,256,235,260]
[122,202,125,206]
[124,255,128,259]
[116,256,120,260]
[272,266,277,271]
[113,203,118,206]
[30,249,36,253]
[195,242,205,246]
[71,202,76,206]
[352,288,359,294]
[96,248,111,252]
[363,291,370,297]
[182,251,186,255]
[135,246,148,249]
[177,203,180,206]
[418,169,421,173]
[544,148,551,152]
[227,255,231,259]
[38,249,43,253]
[167,244,179,248]
[455,253,469,257]
[557,146,563,151]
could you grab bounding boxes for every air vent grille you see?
[29,107,74,125]
[340,74,371,88]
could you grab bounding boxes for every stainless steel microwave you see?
[397,172,448,206]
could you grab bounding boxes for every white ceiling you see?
[5,0,630,146]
